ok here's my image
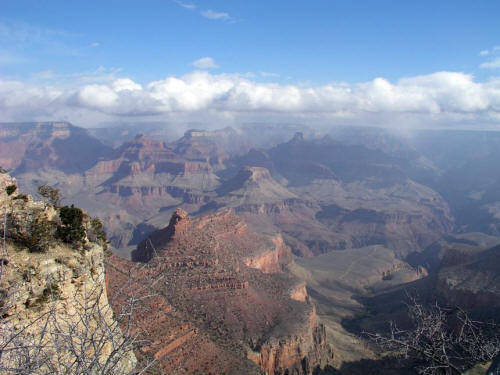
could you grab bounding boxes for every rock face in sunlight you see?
[108,208,334,374]
[0,172,136,374]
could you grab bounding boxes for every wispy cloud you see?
[191,57,219,69]
[478,45,500,69]
[0,20,95,59]
[479,45,500,57]
[480,58,500,69]
[201,9,230,20]
[30,66,122,86]
[173,2,232,21]
[0,20,80,42]
[175,0,196,9]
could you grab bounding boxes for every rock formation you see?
[0,172,136,374]
[436,244,500,311]
[0,122,112,173]
[108,208,334,374]
[233,135,454,257]
[4,123,454,258]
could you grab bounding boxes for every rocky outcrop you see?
[107,209,334,374]
[290,283,308,302]
[0,173,135,374]
[436,245,500,311]
[216,167,297,203]
[248,309,334,375]
[243,234,293,273]
[133,207,190,262]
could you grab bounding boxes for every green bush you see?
[26,215,56,253]
[57,205,86,245]
[6,185,16,195]
[5,209,55,253]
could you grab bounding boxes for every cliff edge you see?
[0,171,136,374]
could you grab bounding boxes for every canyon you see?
[1,123,455,259]
[1,122,499,374]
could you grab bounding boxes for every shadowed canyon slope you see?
[0,122,113,173]
[221,133,453,257]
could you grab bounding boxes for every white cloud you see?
[2,71,500,128]
[480,58,500,69]
[201,9,230,20]
[176,1,196,9]
[112,78,143,92]
[479,45,500,58]
[191,57,219,69]
[73,84,118,109]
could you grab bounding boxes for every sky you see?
[1,0,500,129]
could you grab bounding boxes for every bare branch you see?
[364,295,500,375]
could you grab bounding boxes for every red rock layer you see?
[107,209,334,374]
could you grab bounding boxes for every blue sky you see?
[1,0,500,128]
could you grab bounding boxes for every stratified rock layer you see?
[107,209,334,374]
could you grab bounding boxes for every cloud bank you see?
[1,70,500,128]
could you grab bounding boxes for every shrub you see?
[26,215,56,253]
[5,185,16,195]
[88,217,109,251]
[4,209,55,253]
[57,205,86,245]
